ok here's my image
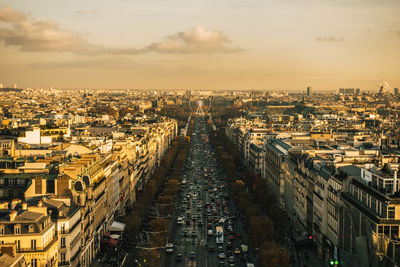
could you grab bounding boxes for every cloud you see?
[0,17,97,53]
[0,6,26,22]
[316,36,344,42]
[146,25,241,54]
[0,7,241,55]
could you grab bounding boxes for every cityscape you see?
[0,1,400,267]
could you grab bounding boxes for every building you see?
[307,86,313,97]
[42,198,81,267]
[0,208,58,267]
[0,244,26,267]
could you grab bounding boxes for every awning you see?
[110,221,126,232]
[108,238,119,246]
[111,234,120,239]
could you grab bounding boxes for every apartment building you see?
[227,116,400,266]
[0,208,58,267]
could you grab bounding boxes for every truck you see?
[216,226,224,244]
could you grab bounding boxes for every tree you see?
[248,216,274,248]
[258,242,289,267]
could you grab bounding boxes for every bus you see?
[216,226,224,244]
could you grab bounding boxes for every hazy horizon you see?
[0,0,399,90]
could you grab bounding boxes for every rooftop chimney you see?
[9,210,17,221]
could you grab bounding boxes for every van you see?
[208,229,213,236]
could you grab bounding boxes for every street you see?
[161,116,254,267]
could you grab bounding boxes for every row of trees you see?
[208,123,289,267]
[125,128,191,266]
[125,138,179,243]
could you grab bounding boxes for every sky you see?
[0,0,399,91]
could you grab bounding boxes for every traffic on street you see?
[161,116,255,267]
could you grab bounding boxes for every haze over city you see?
[0,0,399,90]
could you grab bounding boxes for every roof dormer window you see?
[29,224,35,233]
[0,225,4,235]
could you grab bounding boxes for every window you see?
[61,252,66,262]
[371,198,377,213]
[378,225,383,234]
[391,226,399,239]
[16,240,20,250]
[0,225,3,235]
[388,207,395,219]
[14,225,20,235]
[31,259,37,267]
[61,224,65,234]
[31,239,37,250]
[29,224,34,233]
[61,237,66,248]
[384,226,390,236]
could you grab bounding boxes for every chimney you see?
[393,170,397,194]
[9,210,17,221]
[0,202,8,209]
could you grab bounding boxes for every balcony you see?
[17,236,58,253]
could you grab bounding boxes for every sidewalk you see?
[282,227,328,267]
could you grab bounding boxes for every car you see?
[229,256,235,263]
[234,248,241,254]
[208,246,215,252]
[183,230,188,237]
[176,253,183,262]
[191,231,196,237]
[177,216,183,225]
[165,243,174,253]
[219,253,226,259]
[218,246,224,252]
[227,241,232,248]
[189,252,196,259]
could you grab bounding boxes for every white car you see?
[177,216,183,225]
[165,243,174,253]
[218,253,226,259]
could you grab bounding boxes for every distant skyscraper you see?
[13,84,16,89]
[307,86,312,96]
[0,83,3,89]
[395,88,399,95]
